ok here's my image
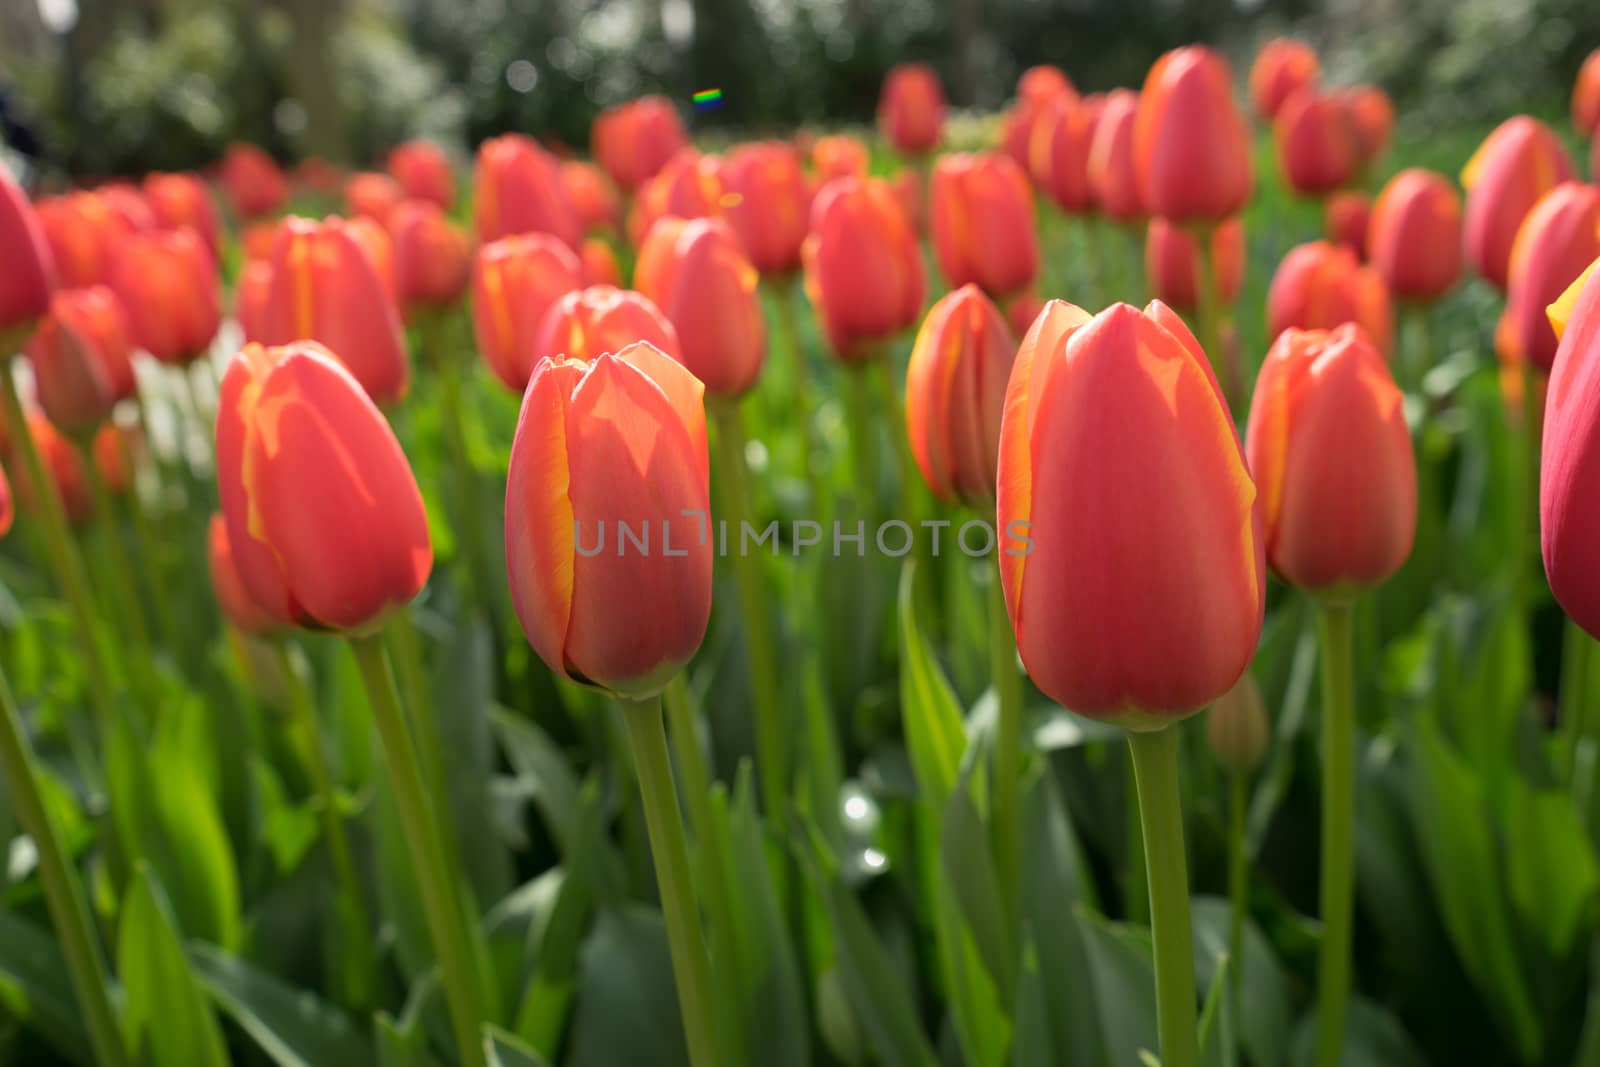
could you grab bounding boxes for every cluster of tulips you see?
[0,31,1599,1067]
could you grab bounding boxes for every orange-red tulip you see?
[1087,89,1144,223]
[1324,192,1371,260]
[802,176,925,362]
[25,287,136,433]
[1250,38,1319,121]
[1462,116,1576,291]
[811,135,869,184]
[144,171,221,254]
[1368,168,1462,303]
[580,237,621,287]
[1548,259,1597,345]
[997,299,1264,721]
[0,462,12,537]
[471,233,584,392]
[1028,95,1095,215]
[1575,50,1600,137]
[1003,288,1044,339]
[505,341,709,696]
[1135,47,1253,223]
[208,513,279,634]
[220,143,288,220]
[1506,183,1600,374]
[345,172,404,224]
[215,341,431,632]
[1,165,57,334]
[561,161,621,235]
[1003,69,1078,174]
[1340,86,1394,165]
[878,63,946,156]
[891,168,923,235]
[1146,217,1245,311]
[92,421,133,496]
[261,216,409,403]
[242,220,280,263]
[237,260,273,345]
[636,217,765,397]
[108,228,220,365]
[15,409,90,524]
[35,192,141,289]
[293,156,344,197]
[533,285,681,368]
[592,95,689,192]
[390,200,471,311]
[98,182,156,234]
[387,140,456,209]
[1542,260,1600,636]
[1019,66,1075,107]
[905,285,1015,505]
[1267,241,1393,356]
[719,142,810,275]
[627,149,723,248]
[473,134,581,249]
[1275,90,1361,197]
[930,153,1039,297]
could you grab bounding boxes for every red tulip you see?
[108,228,220,365]
[1146,217,1245,311]
[811,135,869,183]
[878,63,946,156]
[1274,90,1361,197]
[1003,69,1078,174]
[802,176,926,362]
[930,153,1039,297]
[1462,116,1577,291]
[592,95,690,192]
[1341,86,1395,165]
[242,220,280,263]
[261,216,409,403]
[345,172,404,224]
[471,234,584,392]
[293,157,344,197]
[636,217,765,397]
[1368,168,1462,302]
[1543,260,1600,636]
[0,165,56,335]
[627,149,724,248]
[473,134,581,249]
[1324,192,1371,260]
[0,462,12,537]
[144,171,221,255]
[1549,259,1598,345]
[1246,324,1415,590]
[1019,66,1075,107]
[215,341,431,633]
[720,142,810,275]
[561,161,621,235]
[997,299,1264,721]
[208,513,279,634]
[1028,95,1095,215]
[237,260,273,345]
[1250,39,1320,121]
[14,409,90,524]
[35,192,140,289]
[1268,241,1394,356]
[220,143,288,219]
[25,287,136,432]
[92,421,133,495]
[387,140,456,209]
[97,182,156,233]
[1087,89,1144,224]
[1135,46,1253,223]
[534,285,681,368]
[1506,183,1600,374]
[390,200,471,311]
[505,341,710,696]
[891,168,923,236]
[1003,288,1044,338]
[577,238,617,287]
[1575,50,1600,137]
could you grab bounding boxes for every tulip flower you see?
[0,462,10,537]
[1574,49,1600,137]
[1505,183,1600,374]
[1340,86,1394,166]
[1019,65,1075,107]
[242,220,280,263]
[390,200,472,312]
[1003,70,1077,174]
[473,134,581,250]
[930,153,1039,297]
[1207,673,1269,774]
[1324,192,1371,260]
[802,176,925,362]
[1146,218,1244,312]
[719,141,810,275]
[26,288,136,433]
[1550,259,1598,344]
[1135,46,1253,223]
[811,135,869,183]
[220,143,288,220]
[1004,288,1044,338]
[108,228,220,365]
[1591,132,1600,184]
[387,140,457,209]
[1275,91,1361,197]
[561,161,621,235]
[35,192,140,290]
[580,238,621,287]
[345,172,404,224]
[1027,95,1095,215]
[1462,116,1577,291]
[14,409,90,525]
[207,513,279,635]
[143,171,221,255]
[293,157,344,197]
[1250,38,1320,121]
[260,216,409,403]
[878,63,946,156]
[1543,260,1600,638]
[0,165,56,336]
[1087,89,1144,224]
[635,218,765,397]
[890,168,923,236]
[533,285,681,369]
[627,149,724,248]
[470,233,584,392]
[1268,241,1394,356]
[1365,169,1461,304]
[592,95,689,192]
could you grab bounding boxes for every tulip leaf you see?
[566,906,689,1067]
[1190,896,1292,1067]
[1289,996,1427,1067]
[0,908,95,1065]
[1075,909,1159,1067]
[484,1024,554,1067]
[897,561,968,804]
[491,708,584,857]
[118,864,230,1067]
[376,1011,443,1067]
[189,941,372,1067]
[933,868,1011,1067]
[940,776,1014,1003]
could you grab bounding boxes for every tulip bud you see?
[1462,116,1577,291]
[215,341,432,633]
[92,422,134,497]
[627,149,724,248]
[534,285,681,369]
[997,299,1264,721]
[802,176,926,362]
[144,171,221,255]
[1324,192,1371,260]
[35,192,137,289]
[1274,91,1361,198]
[592,95,690,192]
[1206,673,1270,773]
[1366,169,1461,303]
[811,135,869,184]
[580,238,622,287]
[1505,183,1600,374]
[1135,46,1254,223]
[1003,288,1043,339]
[387,140,457,209]
[345,172,404,224]
[878,64,946,156]
[635,218,765,397]
[471,234,584,392]
[1340,86,1394,166]
[109,228,220,365]
[390,200,472,311]
[720,142,811,275]
[890,168,923,236]
[242,220,280,263]
[1,165,56,335]
[473,134,582,249]
[13,409,91,524]
[1146,217,1244,312]
[1249,39,1320,122]
[1019,66,1075,107]
[26,288,136,433]
[1245,324,1416,591]
[237,261,273,345]
[561,162,622,236]
[1027,96,1095,215]
[208,513,279,634]
[0,463,12,538]
[505,342,710,696]
[904,285,1015,506]
[220,143,288,220]
[1542,262,1600,638]
[1574,50,1600,137]
[293,157,344,197]
[930,153,1039,297]
[1267,241,1393,357]
[1087,89,1144,224]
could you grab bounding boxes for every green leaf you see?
[566,907,689,1067]
[1504,781,1600,956]
[0,908,94,1065]
[1190,897,1291,1067]
[1076,909,1159,1067]
[1290,997,1428,1067]
[189,942,371,1067]
[484,1024,554,1067]
[491,708,583,856]
[940,779,1013,1003]
[932,871,1011,1067]
[376,1012,443,1067]
[897,561,967,804]
[118,865,230,1067]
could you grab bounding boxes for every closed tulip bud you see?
[387,140,456,209]
[390,200,471,311]
[471,234,584,392]
[811,135,870,183]
[99,182,157,233]
[1574,50,1600,137]
[627,149,724,248]
[1206,673,1270,773]
[905,285,1015,505]
[16,409,90,524]
[1087,89,1145,223]
[1462,117,1577,291]
[592,95,689,192]
[1367,169,1461,302]
[1542,261,1600,637]
[1246,324,1415,591]
[1267,241,1394,356]
[1135,46,1253,223]
[534,285,681,369]
[720,142,810,275]
[561,162,622,236]
[293,156,344,197]
[878,63,946,156]
[1324,191,1371,260]
[930,153,1039,297]
[1003,288,1044,338]
[26,287,136,433]
[1,164,56,333]
[242,220,280,263]
[581,237,622,287]
[93,421,134,496]
[109,228,220,365]
[802,176,926,362]
[36,192,138,289]
[1028,96,1095,215]
[1146,217,1245,311]
[473,134,582,250]
[143,171,221,255]
[635,218,764,397]
[1340,86,1394,165]
[237,260,273,345]
[262,216,409,403]
[1506,183,1600,374]
[1019,66,1075,107]
[344,172,404,224]
[0,463,12,537]
[1249,38,1320,122]
[1275,91,1361,197]
[505,341,710,696]
[891,168,923,235]
[997,299,1264,721]
[220,143,288,220]
[208,513,279,634]
[215,341,432,633]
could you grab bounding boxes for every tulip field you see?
[5,31,1600,1067]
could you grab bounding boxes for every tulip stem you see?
[118,430,180,656]
[349,634,486,1067]
[770,279,825,514]
[985,560,1023,921]
[1563,619,1594,782]
[1227,769,1249,999]
[1128,725,1199,1067]
[1191,224,1238,411]
[425,313,500,627]
[663,674,714,832]
[1315,599,1356,1067]
[844,365,877,527]
[79,438,153,663]
[621,692,725,1067]
[0,662,129,1067]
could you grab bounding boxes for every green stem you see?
[1401,305,1431,394]
[986,559,1023,921]
[1125,759,1149,924]
[770,279,825,516]
[426,314,499,624]
[663,675,714,831]
[385,612,461,877]
[117,429,179,656]
[1564,619,1594,782]
[79,438,153,660]
[1315,600,1356,1067]
[349,634,486,1067]
[1227,770,1249,999]
[843,364,877,527]
[0,663,129,1067]
[1128,726,1199,1067]
[1191,225,1236,411]
[621,693,725,1067]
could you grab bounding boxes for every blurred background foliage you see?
[1,0,1597,178]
